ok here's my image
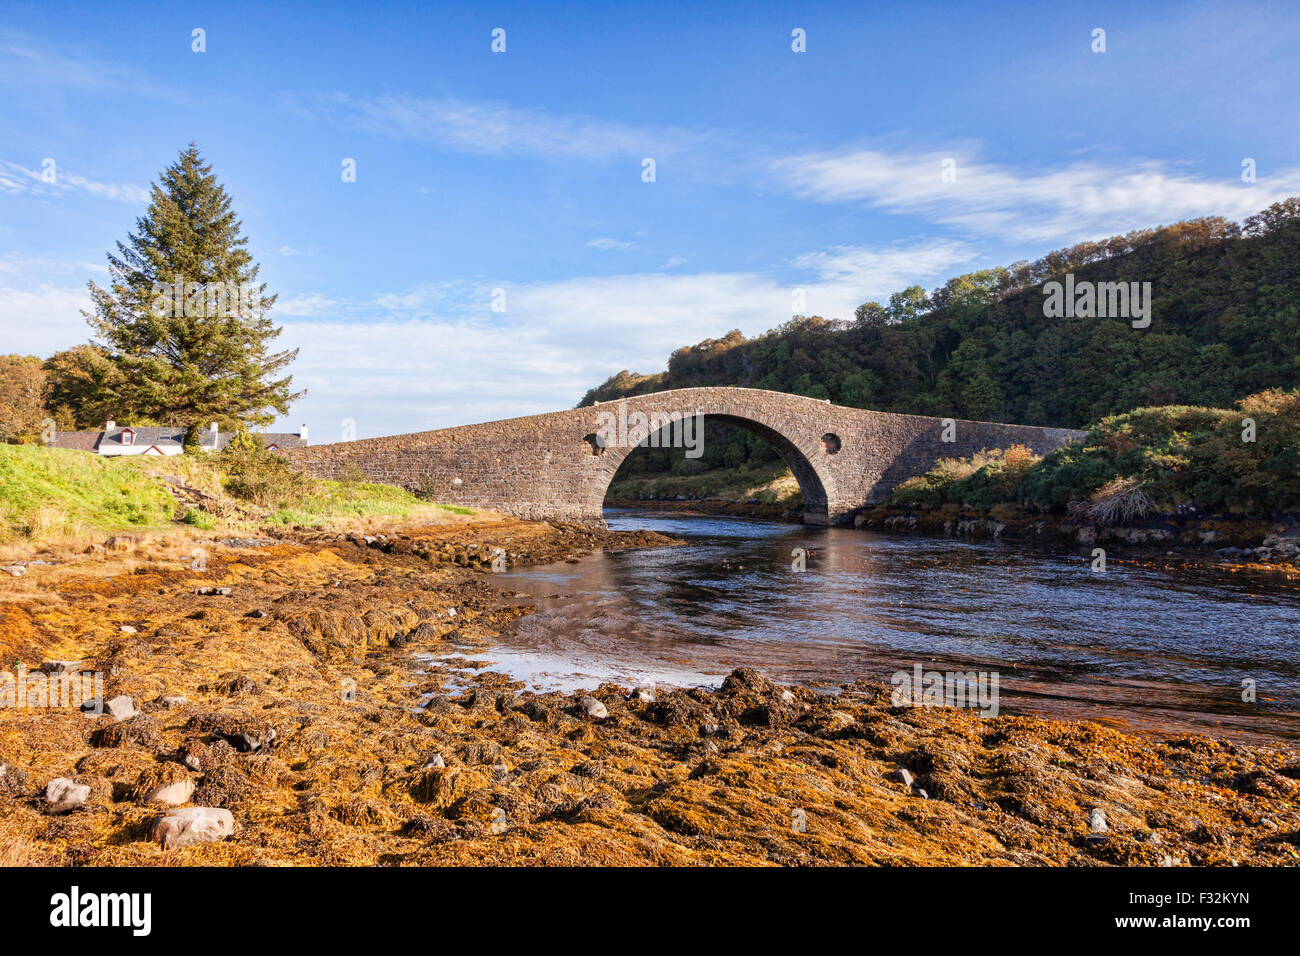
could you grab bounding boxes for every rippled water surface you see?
[468,510,1300,743]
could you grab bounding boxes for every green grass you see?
[0,443,474,545]
[608,461,801,504]
[0,444,178,541]
[261,479,437,528]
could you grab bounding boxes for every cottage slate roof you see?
[48,428,307,452]
[48,430,103,452]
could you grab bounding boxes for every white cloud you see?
[771,148,1300,242]
[0,283,92,354]
[269,238,972,436]
[0,160,149,204]
[660,256,687,269]
[293,92,719,162]
[587,237,634,251]
[274,293,337,316]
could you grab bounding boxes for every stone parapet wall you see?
[286,387,1085,525]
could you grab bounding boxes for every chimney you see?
[105,420,115,431]
[299,424,308,441]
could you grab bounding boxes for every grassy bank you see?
[607,461,802,505]
[0,443,472,552]
[891,389,1300,520]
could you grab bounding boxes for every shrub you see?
[217,429,317,508]
[1080,476,1154,526]
[181,507,216,530]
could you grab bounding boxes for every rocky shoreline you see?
[2,517,1298,866]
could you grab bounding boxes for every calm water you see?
[461,510,1300,743]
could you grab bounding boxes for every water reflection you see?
[473,510,1300,743]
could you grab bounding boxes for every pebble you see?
[579,696,608,720]
[119,625,138,634]
[45,777,91,813]
[424,753,446,770]
[160,695,188,708]
[894,768,914,788]
[630,687,656,703]
[150,807,235,849]
[1,564,26,577]
[779,689,797,705]
[42,660,81,675]
[1089,808,1108,833]
[916,788,930,800]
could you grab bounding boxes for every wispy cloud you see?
[771,148,1300,242]
[265,237,972,435]
[587,237,634,251]
[290,92,723,163]
[0,32,187,103]
[0,160,149,204]
[274,293,337,317]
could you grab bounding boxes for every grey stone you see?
[579,696,608,720]
[42,660,81,675]
[1089,808,1108,833]
[104,695,138,721]
[150,807,235,849]
[630,686,656,702]
[423,753,446,769]
[160,694,188,708]
[45,777,91,812]
[894,768,915,788]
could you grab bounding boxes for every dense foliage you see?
[892,389,1300,518]
[582,199,1300,481]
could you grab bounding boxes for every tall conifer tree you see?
[84,143,301,438]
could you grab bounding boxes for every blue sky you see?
[2,0,1298,439]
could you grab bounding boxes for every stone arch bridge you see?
[286,387,1083,526]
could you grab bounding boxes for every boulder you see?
[45,777,91,813]
[150,807,235,849]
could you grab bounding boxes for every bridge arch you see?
[591,409,833,522]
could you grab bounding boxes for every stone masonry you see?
[285,387,1085,526]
